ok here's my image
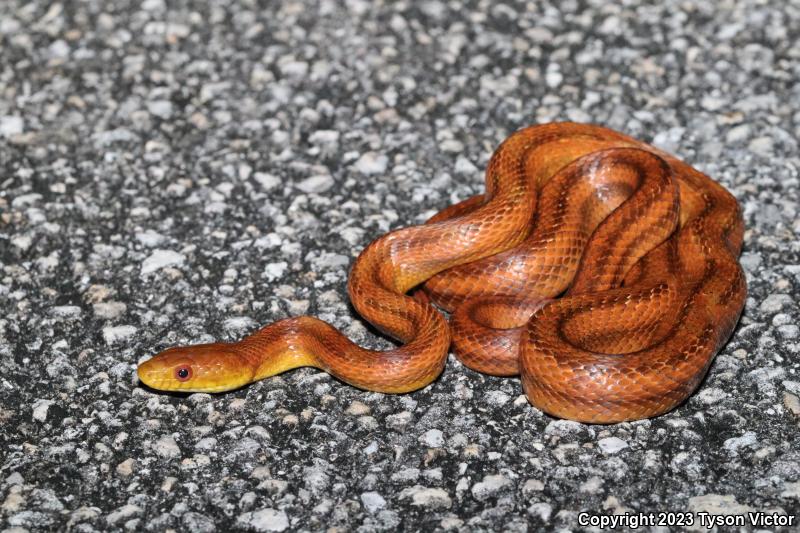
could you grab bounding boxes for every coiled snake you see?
[137,123,746,423]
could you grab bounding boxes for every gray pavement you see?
[1,1,799,531]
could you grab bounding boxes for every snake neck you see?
[238,313,451,393]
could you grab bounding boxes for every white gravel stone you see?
[419,428,445,448]
[279,60,308,79]
[143,21,190,39]
[11,193,42,207]
[454,156,478,176]
[309,130,340,155]
[116,458,135,477]
[723,431,758,453]
[11,234,33,250]
[471,474,511,501]
[484,390,511,406]
[0,116,24,138]
[749,136,773,155]
[784,381,800,395]
[781,480,800,499]
[142,0,165,10]
[223,316,257,332]
[303,466,330,495]
[135,230,166,247]
[695,387,728,404]
[545,68,563,88]
[51,305,82,318]
[401,486,452,509]
[93,128,138,146]
[544,420,587,436]
[439,139,464,153]
[141,249,186,275]
[597,437,629,454]
[48,39,70,59]
[523,479,545,493]
[360,491,387,513]
[296,174,335,193]
[264,261,288,281]
[739,252,762,271]
[353,152,389,175]
[102,325,137,345]
[346,401,371,415]
[528,502,553,521]
[778,325,799,339]
[153,435,181,459]
[93,302,127,320]
[362,441,378,455]
[391,468,419,483]
[784,392,800,417]
[238,508,289,532]
[147,100,173,119]
[182,511,216,533]
[579,476,603,494]
[32,399,54,422]
[759,294,792,313]
[687,494,754,515]
[386,410,413,430]
[106,504,142,525]
[253,172,281,190]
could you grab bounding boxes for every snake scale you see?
[137,122,746,423]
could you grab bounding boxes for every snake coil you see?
[138,123,746,423]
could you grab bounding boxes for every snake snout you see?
[136,355,175,390]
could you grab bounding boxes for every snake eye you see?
[175,366,192,381]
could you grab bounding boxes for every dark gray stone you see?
[2,0,798,531]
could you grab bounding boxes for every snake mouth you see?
[136,358,174,391]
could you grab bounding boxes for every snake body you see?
[137,123,746,423]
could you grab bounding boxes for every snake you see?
[137,122,746,423]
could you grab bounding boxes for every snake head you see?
[137,342,254,393]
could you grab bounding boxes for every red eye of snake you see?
[175,366,192,381]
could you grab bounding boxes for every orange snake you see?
[137,123,746,423]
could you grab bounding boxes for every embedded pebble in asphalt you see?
[1,0,799,531]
